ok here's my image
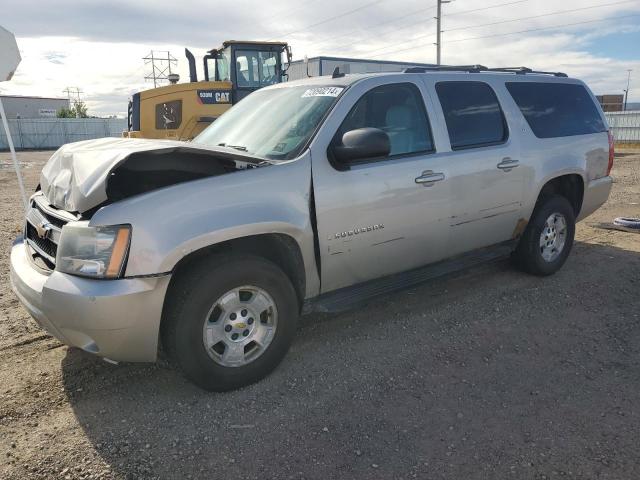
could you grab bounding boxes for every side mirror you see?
[332,128,390,163]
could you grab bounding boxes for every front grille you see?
[26,223,58,259]
[34,203,67,229]
[24,195,73,269]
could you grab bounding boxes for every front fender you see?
[90,153,319,296]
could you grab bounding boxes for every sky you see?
[1,0,639,117]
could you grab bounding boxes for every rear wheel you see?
[513,194,576,276]
[162,255,298,391]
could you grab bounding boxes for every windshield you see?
[235,50,280,87]
[194,85,345,160]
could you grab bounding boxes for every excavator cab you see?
[125,40,291,141]
[201,41,291,102]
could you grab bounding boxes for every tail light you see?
[607,129,614,176]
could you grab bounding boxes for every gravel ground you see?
[0,148,639,480]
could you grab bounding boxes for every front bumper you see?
[9,237,171,362]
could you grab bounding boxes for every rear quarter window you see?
[505,82,606,139]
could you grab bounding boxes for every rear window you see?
[505,82,606,138]
[435,81,507,150]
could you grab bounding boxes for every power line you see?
[267,0,387,40]
[309,5,437,50]
[357,0,535,57]
[306,0,528,52]
[359,31,435,57]
[262,0,320,24]
[444,0,637,33]
[363,0,638,59]
[447,13,640,44]
[370,12,640,58]
[445,0,529,17]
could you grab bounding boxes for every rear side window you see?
[505,82,606,138]
[336,82,434,157]
[435,81,507,150]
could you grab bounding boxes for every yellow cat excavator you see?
[124,40,291,140]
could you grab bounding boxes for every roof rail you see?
[486,67,568,77]
[403,65,567,77]
[403,64,487,74]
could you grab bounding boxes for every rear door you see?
[422,78,526,255]
[309,78,453,293]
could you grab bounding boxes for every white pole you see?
[0,97,28,212]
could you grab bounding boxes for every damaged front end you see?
[24,137,269,273]
[39,137,266,214]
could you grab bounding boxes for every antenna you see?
[143,50,178,88]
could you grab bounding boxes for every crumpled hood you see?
[40,137,221,213]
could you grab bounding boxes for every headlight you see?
[56,223,131,279]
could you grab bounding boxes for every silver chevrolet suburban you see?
[10,66,613,391]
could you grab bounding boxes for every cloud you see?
[43,51,67,64]
[1,0,639,116]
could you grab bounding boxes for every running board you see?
[303,241,515,314]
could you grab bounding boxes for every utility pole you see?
[143,51,178,88]
[435,0,452,65]
[623,69,632,111]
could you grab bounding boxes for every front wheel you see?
[513,194,576,276]
[162,255,299,391]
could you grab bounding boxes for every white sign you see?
[0,25,21,82]
[301,87,344,98]
[39,108,57,117]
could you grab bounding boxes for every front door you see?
[310,80,453,293]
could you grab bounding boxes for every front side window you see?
[505,82,607,138]
[335,82,434,157]
[436,81,507,150]
[194,85,344,160]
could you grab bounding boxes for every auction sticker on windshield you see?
[301,87,344,98]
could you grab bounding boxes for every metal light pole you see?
[623,69,632,111]
[435,0,452,65]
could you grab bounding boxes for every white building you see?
[0,95,70,119]
[287,56,436,81]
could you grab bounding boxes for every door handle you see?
[497,158,520,172]
[415,170,445,186]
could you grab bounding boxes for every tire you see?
[513,194,576,276]
[162,255,299,391]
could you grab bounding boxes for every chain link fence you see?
[1,113,638,150]
[0,117,127,151]
[605,111,640,144]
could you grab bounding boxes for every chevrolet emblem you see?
[35,221,52,240]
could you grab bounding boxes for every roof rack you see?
[404,64,487,74]
[486,67,568,77]
[403,65,567,77]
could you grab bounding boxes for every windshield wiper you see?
[217,142,247,152]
